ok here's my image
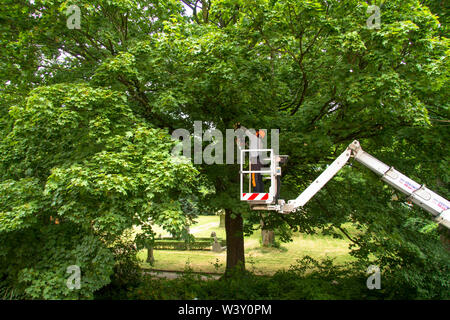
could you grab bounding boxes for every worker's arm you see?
[235,126,260,157]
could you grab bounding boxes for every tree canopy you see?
[0,0,448,299]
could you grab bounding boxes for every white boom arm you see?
[282,141,450,229]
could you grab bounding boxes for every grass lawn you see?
[136,215,357,275]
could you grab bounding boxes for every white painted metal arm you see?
[282,140,450,229]
[285,146,353,210]
[350,141,450,229]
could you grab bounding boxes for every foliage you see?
[123,258,376,300]
[93,230,142,300]
[125,254,449,300]
[0,0,448,298]
[0,83,199,298]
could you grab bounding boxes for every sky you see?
[181,2,194,16]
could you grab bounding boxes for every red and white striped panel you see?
[242,193,269,201]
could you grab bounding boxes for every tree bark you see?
[260,219,275,247]
[225,208,245,274]
[261,230,275,246]
[201,0,210,23]
[146,245,154,266]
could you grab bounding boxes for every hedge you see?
[152,238,226,251]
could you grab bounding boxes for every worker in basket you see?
[250,129,266,192]
[236,125,265,193]
[234,123,267,193]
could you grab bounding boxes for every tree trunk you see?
[261,230,275,246]
[260,219,275,247]
[201,0,210,23]
[146,245,154,266]
[225,208,245,274]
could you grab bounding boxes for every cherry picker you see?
[240,140,450,229]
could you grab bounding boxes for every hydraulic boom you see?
[240,140,450,229]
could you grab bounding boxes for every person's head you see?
[256,129,266,139]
